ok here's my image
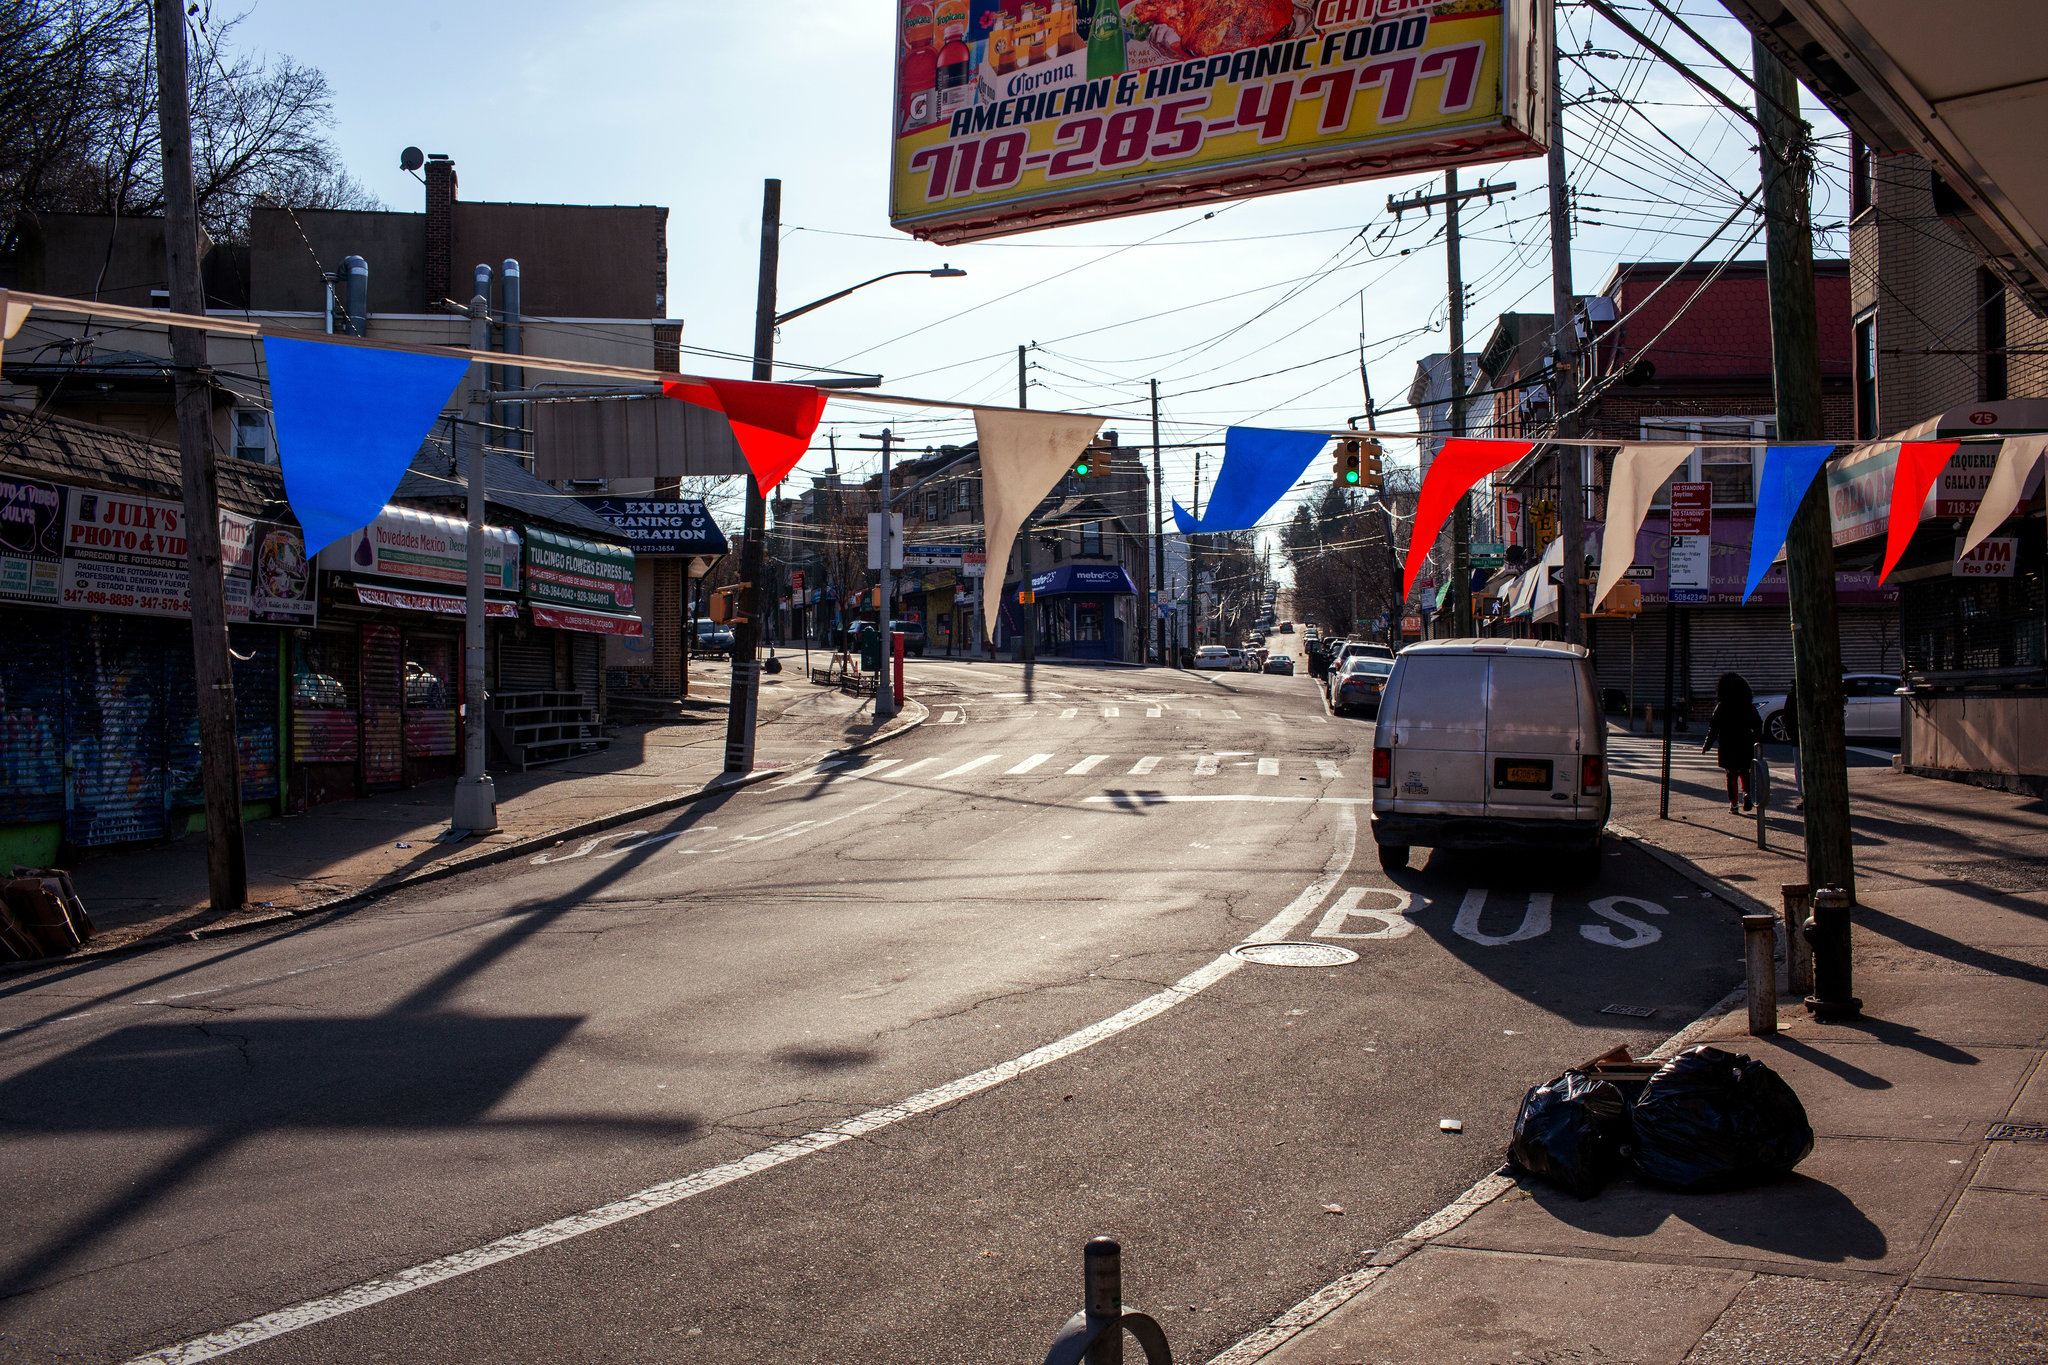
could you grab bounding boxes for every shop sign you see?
[1954,537,2018,578]
[524,526,635,613]
[60,487,265,623]
[354,584,517,618]
[576,497,729,555]
[249,522,316,625]
[890,0,1548,244]
[0,475,64,604]
[530,602,644,636]
[1401,615,1421,636]
[331,505,519,592]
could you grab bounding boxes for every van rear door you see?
[1384,655,1488,816]
[1484,656,1586,820]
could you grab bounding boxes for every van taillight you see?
[1373,747,1391,787]
[1581,755,1604,793]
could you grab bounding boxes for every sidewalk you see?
[1241,733,2048,1365]
[31,662,923,961]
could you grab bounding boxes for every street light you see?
[724,179,965,773]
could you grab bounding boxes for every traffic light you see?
[1072,453,1093,478]
[1337,441,1362,486]
[1358,438,1383,489]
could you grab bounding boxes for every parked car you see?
[844,620,927,657]
[1370,640,1609,880]
[1331,656,1393,715]
[1263,655,1295,675]
[693,619,735,655]
[1278,622,1295,634]
[1337,641,1394,665]
[1194,645,1237,670]
[1753,673,1901,742]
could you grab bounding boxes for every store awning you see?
[353,584,519,618]
[1830,399,2048,550]
[531,602,644,637]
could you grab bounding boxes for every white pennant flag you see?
[0,289,30,373]
[1959,435,2048,561]
[974,407,1103,646]
[1592,444,1694,613]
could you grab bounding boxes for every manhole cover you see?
[1989,1123,2048,1143]
[1600,1003,1658,1018]
[1232,941,1359,968]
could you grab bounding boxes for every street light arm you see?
[775,271,935,327]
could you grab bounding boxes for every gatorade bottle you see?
[1086,0,1124,79]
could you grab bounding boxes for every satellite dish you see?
[400,147,425,172]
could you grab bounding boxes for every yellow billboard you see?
[890,0,1550,244]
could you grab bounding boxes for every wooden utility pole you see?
[724,178,778,773]
[1151,378,1168,668]
[1547,22,1587,645]
[156,0,245,910]
[1755,39,1854,902]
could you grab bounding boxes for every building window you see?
[233,410,272,464]
[1080,522,1103,555]
[1640,418,1776,507]
[953,480,971,511]
[1854,314,1879,438]
[926,492,940,521]
[1981,270,2008,403]
[1850,137,1873,218]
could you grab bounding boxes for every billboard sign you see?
[890,0,1549,244]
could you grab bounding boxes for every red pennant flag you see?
[663,377,828,493]
[1880,441,1961,582]
[1403,439,1536,601]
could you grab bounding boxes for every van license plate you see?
[1494,760,1553,790]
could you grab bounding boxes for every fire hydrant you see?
[1802,885,1862,1021]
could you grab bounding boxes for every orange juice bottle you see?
[903,1,934,50]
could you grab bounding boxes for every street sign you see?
[1668,482,1712,536]
[962,551,986,578]
[1624,564,1655,579]
[902,543,967,568]
[866,513,905,570]
[1019,589,1036,604]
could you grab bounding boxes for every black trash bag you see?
[1508,1070,1631,1198]
[1630,1045,1814,1192]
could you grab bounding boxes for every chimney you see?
[424,154,456,309]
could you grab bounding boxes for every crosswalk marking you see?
[837,758,901,782]
[938,754,1002,780]
[938,709,961,724]
[887,757,937,780]
[768,758,852,789]
[1194,755,1220,776]
[1129,756,1161,775]
[1007,754,1053,774]
[1060,707,1078,719]
[1147,706,1162,718]
[1103,706,1120,718]
[1065,754,1108,775]
[1184,708,1202,717]
[1258,758,1279,776]
[1316,760,1341,780]
[1219,710,1239,720]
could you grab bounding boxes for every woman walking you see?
[1703,672,1762,814]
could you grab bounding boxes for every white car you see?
[1194,645,1237,670]
[1753,673,1901,743]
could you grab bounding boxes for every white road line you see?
[1184,708,1202,718]
[1006,754,1052,775]
[1086,795,1373,805]
[938,709,960,724]
[936,754,1001,781]
[1315,760,1341,780]
[834,758,901,782]
[767,759,851,790]
[1065,755,1108,775]
[1103,706,1120,718]
[1312,716,1327,724]
[1265,713,1284,724]
[1219,710,1239,720]
[879,757,936,781]
[1129,756,1161,775]
[1257,758,1279,776]
[1060,708,1078,719]
[1194,755,1220,776]
[1146,706,1162,718]
[120,817,1359,1365]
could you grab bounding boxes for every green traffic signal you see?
[1343,468,1360,484]
[1074,460,1091,476]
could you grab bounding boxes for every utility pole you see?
[1388,173,1513,639]
[453,278,497,832]
[875,429,897,719]
[1755,40,1855,903]
[155,0,245,909]
[1016,343,1035,663]
[1151,378,1168,667]
[1190,448,1203,643]
[1547,23,1587,646]
[725,178,779,773]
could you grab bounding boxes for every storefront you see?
[576,496,724,697]
[521,525,642,705]
[1829,401,2048,792]
[1006,564,1137,661]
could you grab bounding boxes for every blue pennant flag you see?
[1741,443,1837,603]
[1172,425,1330,535]
[266,336,472,556]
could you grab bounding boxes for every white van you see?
[1370,640,1608,879]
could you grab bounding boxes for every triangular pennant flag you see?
[1740,444,1837,603]
[1172,426,1329,534]
[1403,439,1534,602]
[1592,444,1693,612]
[974,407,1103,646]
[663,377,827,494]
[1880,441,1962,581]
[266,336,471,557]
[1959,435,2048,560]
[0,288,30,373]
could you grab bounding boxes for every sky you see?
[228,0,1848,553]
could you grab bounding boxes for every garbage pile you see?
[0,867,95,962]
[1509,1043,1813,1197]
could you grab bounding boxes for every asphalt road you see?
[0,645,1742,1364]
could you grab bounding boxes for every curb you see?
[2,699,929,979]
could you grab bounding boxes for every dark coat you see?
[1704,700,1762,774]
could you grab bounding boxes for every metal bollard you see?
[1780,883,1814,996]
[1743,914,1778,1035]
[1752,755,1770,848]
[1042,1239,1173,1365]
[1802,886,1862,1021]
